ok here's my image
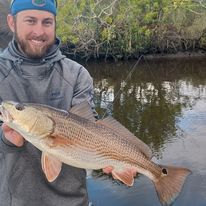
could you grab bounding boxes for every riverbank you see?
[62,49,206,62]
[144,50,206,60]
[1,44,205,62]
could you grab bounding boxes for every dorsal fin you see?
[69,101,96,122]
[97,116,153,159]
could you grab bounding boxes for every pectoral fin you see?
[41,152,62,182]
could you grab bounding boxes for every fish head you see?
[0,101,54,139]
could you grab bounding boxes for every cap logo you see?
[32,0,46,6]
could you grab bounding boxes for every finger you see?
[103,166,113,174]
[2,123,11,132]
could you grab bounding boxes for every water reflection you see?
[86,58,206,156]
[85,58,206,206]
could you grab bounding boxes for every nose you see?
[33,22,45,36]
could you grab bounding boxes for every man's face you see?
[7,10,56,58]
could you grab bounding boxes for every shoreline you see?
[144,51,206,60]
[1,44,206,61]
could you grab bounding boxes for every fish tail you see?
[153,165,191,206]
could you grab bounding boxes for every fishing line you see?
[102,55,144,119]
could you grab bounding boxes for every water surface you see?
[85,58,206,206]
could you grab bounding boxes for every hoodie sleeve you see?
[72,66,98,118]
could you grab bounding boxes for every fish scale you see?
[52,115,149,169]
[32,104,187,186]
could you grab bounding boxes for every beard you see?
[14,30,55,59]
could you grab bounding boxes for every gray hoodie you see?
[0,38,95,206]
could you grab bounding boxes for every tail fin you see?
[153,165,191,206]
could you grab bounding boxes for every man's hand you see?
[103,166,114,174]
[2,123,24,147]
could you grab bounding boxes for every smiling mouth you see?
[30,39,46,46]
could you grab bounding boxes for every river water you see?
[85,57,206,206]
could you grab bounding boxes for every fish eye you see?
[15,104,25,111]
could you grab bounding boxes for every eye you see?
[25,19,36,25]
[15,104,25,111]
[44,20,53,26]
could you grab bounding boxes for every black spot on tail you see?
[162,168,168,175]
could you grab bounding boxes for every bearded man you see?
[0,0,98,205]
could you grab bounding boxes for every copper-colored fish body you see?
[0,101,191,206]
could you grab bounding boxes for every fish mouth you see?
[0,105,13,123]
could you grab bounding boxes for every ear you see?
[7,14,15,33]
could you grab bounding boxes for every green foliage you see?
[57,0,206,59]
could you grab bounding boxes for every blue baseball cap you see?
[10,0,57,16]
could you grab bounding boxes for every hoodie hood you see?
[0,37,65,78]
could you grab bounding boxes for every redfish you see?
[0,101,191,206]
